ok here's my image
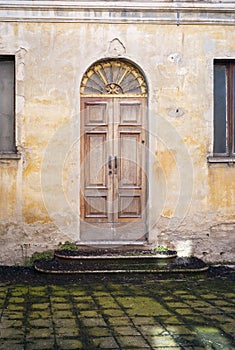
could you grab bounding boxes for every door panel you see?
[119,102,142,125]
[119,132,141,188]
[84,102,108,126]
[80,98,112,224]
[84,132,107,188]
[113,98,146,229]
[119,194,141,218]
[85,195,108,218]
[80,97,147,242]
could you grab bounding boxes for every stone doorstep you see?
[54,252,178,260]
[34,248,209,274]
[34,265,209,274]
[53,244,178,260]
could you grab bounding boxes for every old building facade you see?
[0,1,234,264]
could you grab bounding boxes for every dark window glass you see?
[214,64,227,154]
[233,67,235,153]
[0,56,15,152]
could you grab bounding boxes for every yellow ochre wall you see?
[0,21,234,264]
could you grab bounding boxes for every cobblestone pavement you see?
[0,276,234,349]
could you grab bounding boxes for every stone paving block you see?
[50,296,68,303]
[166,301,189,308]
[152,347,181,350]
[182,296,198,301]
[79,310,101,318]
[29,310,51,319]
[92,291,111,297]
[73,296,93,302]
[30,298,49,304]
[202,307,225,315]
[0,328,24,339]
[220,323,235,334]
[201,293,219,299]
[51,302,71,310]
[27,328,54,339]
[81,316,107,327]
[0,319,23,328]
[132,316,156,325]
[149,335,179,347]
[29,318,52,328]
[174,308,194,315]
[69,289,88,296]
[107,316,132,326]
[31,302,50,310]
[0,289,7,295]
[116,335,150,348]
[185,301,209,308]
[113,326,141,336]
[0,340,24,350]
[184,315,211,324]
[210,313,234,323]
[103,309,126,317]
[92,336,120,349]
[56,338,83,349]
[223,293,235,298]
[71,293,94,303]
[162,296,176,301]
[55,326,79,337]
[8,297,25,303]
[52,310,74,318]
[6,304,24,311]
[211,300,232,306]
[10,287,28,296]
[137,324,166,336]
[28,290,47,297]
[26,339,55,350]
[172,290,189,295]
[49,286,69,294]
[54,318,77,328]
[95,297,120,309]
[220,307,235,314]
[155,315,185,325]
[74,302,96,310]
[3,311,25,319]
[86,326,111,337]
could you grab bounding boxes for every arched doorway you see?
[80,59,148,243]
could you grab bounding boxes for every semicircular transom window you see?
[81,60,147,97]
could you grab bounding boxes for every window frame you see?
[212,59,235,159]
[0,55,17,156]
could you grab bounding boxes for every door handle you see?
[114,156,118,169]
[108,156,112,169]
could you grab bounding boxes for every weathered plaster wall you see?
[0,21,234,264]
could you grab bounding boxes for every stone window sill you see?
[0,152,21,160]
[207,156,235,166]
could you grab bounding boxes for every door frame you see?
[79,58,149,244]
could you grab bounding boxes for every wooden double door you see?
[80,97,147,242]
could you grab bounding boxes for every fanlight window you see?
[81,60,147,97]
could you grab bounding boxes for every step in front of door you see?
[34,256,208,274]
